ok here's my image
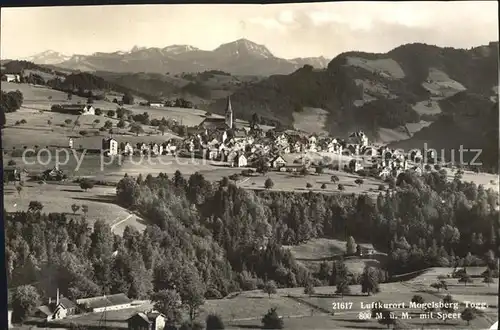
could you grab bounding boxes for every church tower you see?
[225,96,233,129]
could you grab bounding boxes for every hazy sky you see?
[1,2,498,60]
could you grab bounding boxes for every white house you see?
[102,137,118,156]
[150,102,163,108]
[82,105,95,115]
[123,142,134,155]
[4,74,20,82]
[235,154,248,167]
[271,155,287,169]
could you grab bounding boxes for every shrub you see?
[321,183,327,189]
[262,307,283,329]
[206,314,225,330]
[20,119,27,124]
[378,184,385,191]
[79,179,94,191]
[94,108,102,116]
[338,184,345,191]
[306,183,313,188]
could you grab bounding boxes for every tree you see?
[331,175,339,183]
[461,307,476,326]
[206,314,225,330]
[107,110,115,117]
[430,281,446,292]
[264,178,274,190]
[94,108,103,116]
[315,166,324,174]
[80,179,94,191]
[361,266,380,296]
[47,119,52,125]
[81,204,89,216]
[321,183,327,189]
[338,184,345,191]
[262,280,277,298]
[8,159,16,166]
[117,119,126,129]
[354,178,364,187]
[130,122,144,136]
[151,289,182,323]
[483,269,494,287]
[159,124,167,136]
[261,307,283,329]
[346,236,356,255]
[103,120,113,129]
[335,277,351,297]
[441,294,455,321]
[180,269,206,323]
[306,183,313,189]
[92,119,100,128]
[411,295,424,305]
[16,185,22,196]
[304,281,315,297]
[65,119,73,125]
[67,93,72,101]
[11,285,40,323]
[28,201,44,213]
[122,92,134,105]
[458,273,473,286]
[71,204,80,214]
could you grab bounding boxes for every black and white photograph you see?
[0,1,499,329]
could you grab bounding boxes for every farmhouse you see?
[127,311,166,330]
[34,293,78,322]
[102,137,118,156]
[76,293,132,313]
[51,104,95,115]
[4,74,20,82]
[271,155,287,169]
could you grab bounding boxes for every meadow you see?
[3,182,145,235]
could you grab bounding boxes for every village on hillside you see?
[2,3,499,330]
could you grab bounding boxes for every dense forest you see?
[6,169,499,315]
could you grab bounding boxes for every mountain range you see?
[24,39,330,75]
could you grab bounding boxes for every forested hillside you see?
[6,169,499,318]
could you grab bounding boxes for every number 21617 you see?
[332,302,353,310]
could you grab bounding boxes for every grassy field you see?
[292,107,329,135]
[3,182,145,235]
[346,57,406,79]
[239,169,384,197]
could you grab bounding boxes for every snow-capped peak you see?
[214,38,275,59]
[25,50,71,65]
[162,45,200,55]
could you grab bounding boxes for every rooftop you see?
[76,293,131,310]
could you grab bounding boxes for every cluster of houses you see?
[70,137,180,157]
[30,288,167,330]
[61,96,439,183]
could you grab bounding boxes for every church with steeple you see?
[198,96,234,131]
[225,96,233,129]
